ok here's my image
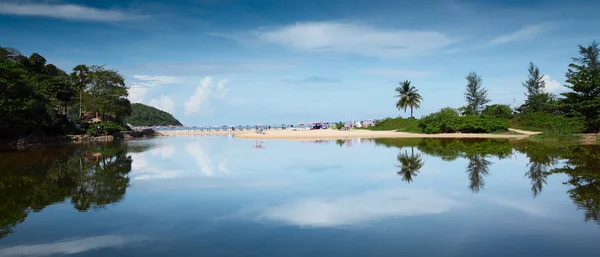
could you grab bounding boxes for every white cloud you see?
[127,86,147,104]
[260,188,461,227]
[489,197,549,217]
[542,75,562,93]
[0,235,146,257]
[131,75,182,88]
[490,25,546,45]
[251,21,459,58]
[184,76,229,116]
[0,2,147,22]
[129,152,147,171]
[149,95,175,113]
[184,142,230,177]
[150,144,176,159]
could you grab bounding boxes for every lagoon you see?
[1,136,599,257]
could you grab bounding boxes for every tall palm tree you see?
[396,147,424,183]
[394,80,423,118]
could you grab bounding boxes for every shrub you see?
[511,112,585,135]
[87,121,125,136]
[482,104,513,120]
[419,108,509,134]
[368,117,421,133]
[419,108,462,134]
[458,115,509,133]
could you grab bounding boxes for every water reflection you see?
[0,142,141,238]
[374,138,600,225]
[395,147,424,183]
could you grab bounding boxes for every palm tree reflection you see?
[396,147,424,183]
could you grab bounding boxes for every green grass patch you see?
[368,117,422,133]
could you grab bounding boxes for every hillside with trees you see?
[1,46,131,139]
[127,103,182,126]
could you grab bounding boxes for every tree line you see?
[394,41,600,133]
[0,46,131,139]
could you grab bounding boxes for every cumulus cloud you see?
[250,21,458,58]
[184,77,229,116]
[0,2,147,22]
[128,152,148,171]
[184,142,229,177]
[127,86,147,103]
[149,95,175,113]
[150,144,176,160]
[260,188,461,227]
[0,235,147,257]
[542,75,562,93]
[490,25,546,45]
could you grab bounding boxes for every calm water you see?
[1,136,599,257]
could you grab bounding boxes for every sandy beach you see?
[160,128,539,140]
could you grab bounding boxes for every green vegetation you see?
[394,80,423,118]
[374,41,600,140]
[463,72,489,115]
[127,103,182,126]
[482,104,513,120]
[370,117,422,133]
[87,121,126,136]
[419,108,509,134]
[0,46,131,140]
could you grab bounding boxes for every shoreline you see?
[160,129,536,140]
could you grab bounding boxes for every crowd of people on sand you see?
[154,120,375,133]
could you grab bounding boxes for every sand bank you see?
[233,129,536,140]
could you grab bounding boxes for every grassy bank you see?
[367,117,422,133]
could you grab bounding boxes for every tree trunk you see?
[79,89,82,119]
[410,106,413,118]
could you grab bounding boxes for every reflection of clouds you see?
[0,235,147,257]
[260,188,461,227]
[489,197,549,217]
[185,143,229,177]
[150,144,175,159]
[133,169,185,180]
[129,152,147,171]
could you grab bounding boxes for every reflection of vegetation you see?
[0,142,135,238]
[373,138,512,161]
[396,147,424,183]
[466,154,490,193]
[551,146,600,224]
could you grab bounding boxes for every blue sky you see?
[1,0,599,126]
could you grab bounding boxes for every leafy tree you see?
[520,62,555,113]
[396,147,424,183]
[394,80,423,118]
[482,104,513,119]
[464,72,489,115]
[560,41,600,132]
[70,64,91,117]
[86,65,131,123]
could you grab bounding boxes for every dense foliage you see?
[418,108,508,134]
[126,103,182,126]
[370,117,422,133]
[0,46,130,139]
[560,41,600,132]
[87,121,126,136]
[481,104,514,120]
[511,112,585,134]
